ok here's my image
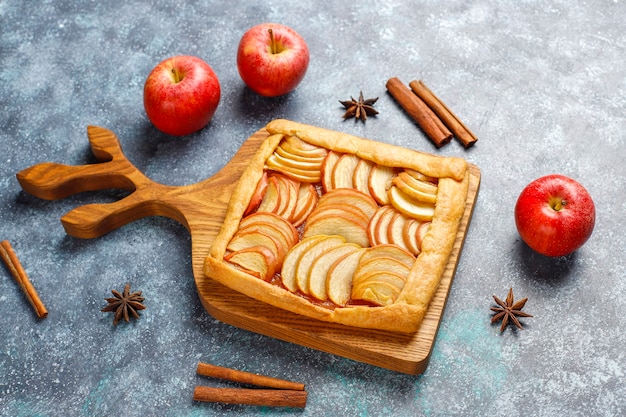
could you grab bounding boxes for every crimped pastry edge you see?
[204,119,469,333]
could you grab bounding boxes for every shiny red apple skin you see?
[515,174,595,257]
[237,23,309,97]
[143,55,221,136]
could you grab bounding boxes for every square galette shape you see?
[204,119,470,333]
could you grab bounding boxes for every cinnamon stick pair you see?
[193,362,307,408]
[386,77,477,148]
[0,240,47,318]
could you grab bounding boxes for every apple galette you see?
[204,119,470,333]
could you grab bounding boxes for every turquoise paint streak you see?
[80,373,112,416]
[325,359,386,417]
[2,400,50,417]
[414,308,511,416]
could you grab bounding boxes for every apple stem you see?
[171,67,184,84]
[268,28,277,55]
[551,198,566,211]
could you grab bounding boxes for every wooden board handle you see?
[16,126,204,238]
[59,188,185,238]
[16,126,146,199]
[16,161,135,200]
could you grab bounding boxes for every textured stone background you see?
[1,1,624,416]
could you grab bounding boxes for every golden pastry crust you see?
[266,119,468,181]
[204,119,470,333]
[209,133,284,258]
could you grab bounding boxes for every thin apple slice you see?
[368,164,396,205]
[275,145,326,164]
[368,205,395,246]
[353,271,407,295]
[280,235,326,292]
[227,230,285,265]
[316,188,378,219]
[353,159,375,196]
[239,212,299,248]
[392,174,437,204]
[302,214,370,248]
[307,243,361,301]
[353,282,400,306]
[402,218,422,255]
[273,174,300,221]
[397,171,438,195]
[326,248,365,306]
[416,221,431,249]
[351,274,403,306]
[257,175,281,214]
[359,244,416,269]
[331,153,361,189]
[356,256,411,279]
[306,204,370,230]
[244,171,269,216]
[237,221,294,257]
[367,205,387,246]
[265,154,321,183]
[269,152,323,172]
[321,151,341,193]
[272,174,290,217]
[386,211,412,252]
[282,135,329,158]
[294,235,346,295]
[225,246,277,282]
[389,186,435,221]
[404,168,438,185]
[291,183,318,227]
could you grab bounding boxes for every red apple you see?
[237,23,309,97]
[515,174,595,257]
[143,55,220,136]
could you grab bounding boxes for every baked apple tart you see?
[204,119,469,333]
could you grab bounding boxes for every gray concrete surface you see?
[1,1,624,415]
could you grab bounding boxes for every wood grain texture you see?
[197,140,480,374]
[16,126,480,375]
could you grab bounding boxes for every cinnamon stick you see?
[193,386,307,408]
[0,240,48,318]
[196,362,305,391]
[409,80,478,148]
[386,77,453,148]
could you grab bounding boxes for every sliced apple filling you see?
[264,135,328,183]
[278,235,415,307]
[206,119,470,333]
[351,245,416,306]
[225,136,439,307]
[224,211,298,281]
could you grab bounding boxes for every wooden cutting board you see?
[17,125,480,375]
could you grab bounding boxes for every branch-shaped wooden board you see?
[17,125,480,374]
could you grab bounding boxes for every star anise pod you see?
[101,283,146,325]
[490,288,533,332]
[340,91,379,122]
